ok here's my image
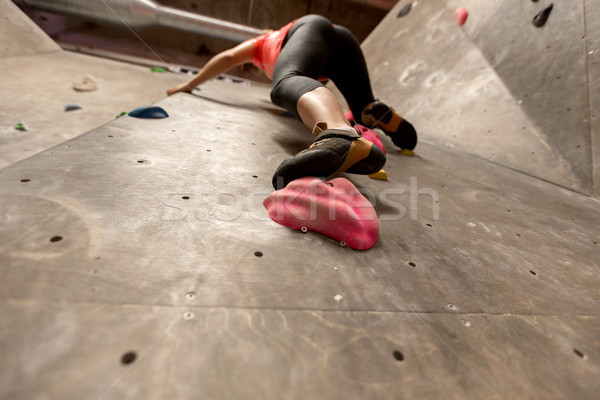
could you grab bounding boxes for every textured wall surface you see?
[2,1,600,399]
[363,0,599,196]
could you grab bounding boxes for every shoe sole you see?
[363,102,417,150]
[272,133,386,190]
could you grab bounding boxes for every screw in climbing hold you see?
[339,241,347,248]
[301,226,308,233]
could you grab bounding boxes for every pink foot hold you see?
[263,177,379,250]
[455,7,468,26]
[345,110,386,154]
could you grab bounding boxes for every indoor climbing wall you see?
[362,0,599,196]
[1,1,600,399]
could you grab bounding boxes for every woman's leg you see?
[269,16,385,189]
[327,25,418,150]
[326,25,376,123]
[271,15,350,131]
[296,87,350,131]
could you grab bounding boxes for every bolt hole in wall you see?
[254,251,263,257]
[393,350,404,362]
[50,236,63,243]
[20,179,30,183]
[121,351,137,365]
[573,348,585,359]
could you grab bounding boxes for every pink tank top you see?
[249,20,296,77]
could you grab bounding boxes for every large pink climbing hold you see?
[455,7,468,26]
[263,176,379,250]
[344,110,386,154]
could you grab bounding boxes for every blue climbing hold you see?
[397,2,412,18]
[128,106,169,119]
[65,104,82,112]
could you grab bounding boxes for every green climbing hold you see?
[15,122,28,131]
[116,111,129,118]
[150,67,167,73]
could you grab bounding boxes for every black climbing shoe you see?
[361,101,417,150]
[271,123,386,190]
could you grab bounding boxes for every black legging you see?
[270,15,375,124]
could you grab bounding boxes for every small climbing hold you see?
[334,294,343,302]
[397,2,413,18]
[344,110,386,154]
[64,104,82,112]
[116,111,128,119]
[15,121,29,132]
[400,148,415,156]
[533,4,553,27]
[128,106,169,119]
[369,169,388,181]
[455,7,468,26]
[150,66,167,73]
[73,75,97,92]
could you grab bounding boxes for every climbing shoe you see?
[272,123,386,190]
[361,101,417,150]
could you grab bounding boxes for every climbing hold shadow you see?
[397,2,413,18]
[533,4,553,27]
[128,106,169,119]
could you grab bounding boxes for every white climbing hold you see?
[73,75,97,92]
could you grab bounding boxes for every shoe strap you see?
[314,129,361,143]
[312,121,328,136]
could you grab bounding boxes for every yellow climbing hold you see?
[369,169,388,180]
[400,148,415,156]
